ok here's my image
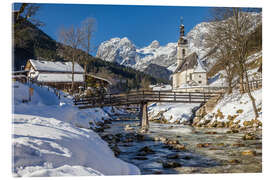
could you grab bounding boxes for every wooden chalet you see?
[25,59,85,91]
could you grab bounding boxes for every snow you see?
[37,73,84,83]
[246,51,262,64]
[13,81,108,128]
[148,102,200,123]
[194,57,207,73]
[150,84,172,91]
[15,164,103,177]
[148,84,200,123]
[30,59,84,73]
[202,89,262,126]
[12,81,140,176]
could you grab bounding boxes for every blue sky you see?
[15,3,211,55]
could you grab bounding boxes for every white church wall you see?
[192,72,207,85]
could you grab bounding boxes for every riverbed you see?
[98,113,262,175]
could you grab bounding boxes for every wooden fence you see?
[240,79,262,93]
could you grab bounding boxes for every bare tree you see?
[81,17,96,79]
[58,25,84,94]
[206,7,260,118]
[13,3,43,27]
[205,16,236,94]
[231,8,259,118]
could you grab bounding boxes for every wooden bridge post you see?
[140,102,149,131]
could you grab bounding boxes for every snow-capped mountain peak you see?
[149,40,160,48]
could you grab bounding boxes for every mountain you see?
[144,63,172,81]
[96,12,262,79]
[96,38,177,78]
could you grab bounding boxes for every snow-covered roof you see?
[194,57,207,73]
[29,59,84,73]
[174,52,198,73]
[87,74,112,85]
[37,73,84,83]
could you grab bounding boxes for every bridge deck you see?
[74,90,222,109]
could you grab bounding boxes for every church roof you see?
[174,52,198,73]
[194,57,207,73]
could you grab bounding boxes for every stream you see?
[98,112,262,175]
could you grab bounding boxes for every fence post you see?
[174,92,176,102]
[159,91,160,101]
[189,92,191,103]
[203,92,206,102]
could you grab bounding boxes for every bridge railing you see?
[74,90,222,108]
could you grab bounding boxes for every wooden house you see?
[25,59,85,91]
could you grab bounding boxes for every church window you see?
[190,73,192,80]
[182,49,185,58]
[199,75,201,78]
[198,81,202,84]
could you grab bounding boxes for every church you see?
[172,21,208,90]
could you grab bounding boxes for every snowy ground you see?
[12,81,140,177]
[148,84,200,123]
[150,84,172,91]
[200,89,262,126]
[148,102,200,123]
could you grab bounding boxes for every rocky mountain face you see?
[96,12,261,80]
[96,38,178,80]
[143,63,172,81]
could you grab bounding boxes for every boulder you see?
[111,145,121,156]
[166,153,179,159]
[241,150,256,156]
[243,121,252,127]
[232,143,245,147]
[204,131,217,134]
[139,146,155,154]
[228,159,241,164]
[243,133,257,140]
[162,161,182,168]
[133,156,148,160]
[172,144,186,151]
[197,143,212,148]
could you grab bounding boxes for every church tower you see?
[177,17,188,67]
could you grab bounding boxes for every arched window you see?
[182,49,185,58]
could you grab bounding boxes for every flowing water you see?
[99,113,262,175]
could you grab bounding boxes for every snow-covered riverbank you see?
[12,81,140,177]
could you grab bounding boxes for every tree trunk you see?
[227,79,232,94]
[244,68,259,118]
[239,73,244,94]
[71,55,75,95]
[84,62,87,88]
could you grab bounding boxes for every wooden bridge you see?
[74,90,222,131]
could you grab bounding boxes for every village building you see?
[172,21,208,91]
[25,59,85,91]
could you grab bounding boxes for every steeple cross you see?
[180,16,183,25]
